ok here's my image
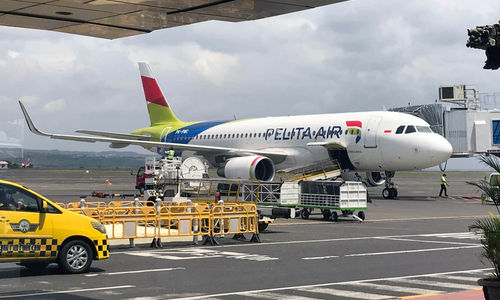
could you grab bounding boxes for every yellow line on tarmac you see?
[399,294,440,299]
[270,215,491,226]
[398,288,482,299]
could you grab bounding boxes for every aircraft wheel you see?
[357,211,366,220]
[331,211,339,222]
[390,188,398,198]
[300,209,310,220]
[382,188,391,199]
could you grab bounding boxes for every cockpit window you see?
[396,126,405,134]
[416,126,433,133]
[405,125,416,134]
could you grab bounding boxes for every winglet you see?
[18,101,51,137]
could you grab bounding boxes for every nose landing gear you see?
[382,171,398,199]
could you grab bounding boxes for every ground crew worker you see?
[354,172,362,182]
[167,148,175,159]
[215,190,221,204]
[439,174,448,197]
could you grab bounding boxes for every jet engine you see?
[365,171,385,186]
[342,171,385,186]
[217,156,275,181]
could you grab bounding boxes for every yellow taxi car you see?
[0,180,108,273]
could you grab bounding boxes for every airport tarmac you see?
[0,169,496,299]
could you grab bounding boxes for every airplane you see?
[0,0,348,39]
[19,62,453,199]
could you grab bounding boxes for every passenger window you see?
[405,126,416,134]
[0,184,39,212]
[396,126,405,134]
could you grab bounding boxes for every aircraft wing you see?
[1,0,347,39]
[75,130,151,141]
[20,101,287,160]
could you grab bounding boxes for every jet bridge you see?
[391,85,500,158]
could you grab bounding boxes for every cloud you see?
[43,99,66,112]
[19,96,39,105]
[0,0,497,156]
[189,45,240,86]
[128,42,240,86]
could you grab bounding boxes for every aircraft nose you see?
[429,134,453,164]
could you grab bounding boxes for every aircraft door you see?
[0,184,54,259]
[364,117,382,148]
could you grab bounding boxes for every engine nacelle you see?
[365,171,385,186]
[342,171,385,186]
[217,156,275,181]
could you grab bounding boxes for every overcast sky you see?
[0,0,499,169]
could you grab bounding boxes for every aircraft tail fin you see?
[138,61,180,125]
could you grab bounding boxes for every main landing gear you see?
[382,171,398,199]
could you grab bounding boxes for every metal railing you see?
[57,200,259,243]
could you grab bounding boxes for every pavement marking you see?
[112,232,481,253]
[243,292,317,299]
[301,287,391,299]
[302,255,340,260]
[399,293,440,299]
[429,274,481,282]
[373,237,478,246]
[171,268,492,300]
[84,267,186,277]
[419,232,481,240]
[347,282,443,295]
[0,285,135,299]
[124,248,279,261]
[365,215,490,223]
[270,215,490,225]
[344,245,480,257]
[390,278,479,290]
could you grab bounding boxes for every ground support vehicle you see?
[0,180,109,273]
[481,172,500,203]
[136,156,208,197]
[242,180,367,222]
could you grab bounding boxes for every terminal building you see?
[391,84,500,158]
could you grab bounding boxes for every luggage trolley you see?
[285,180,367,222]
[241,180,367,223]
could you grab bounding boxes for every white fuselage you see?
[172,111,452,172]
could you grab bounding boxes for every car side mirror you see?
[42,200,47,212]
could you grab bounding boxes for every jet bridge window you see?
[405,126,416,134]
[396,126,405,134]
[493,120,500,144]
